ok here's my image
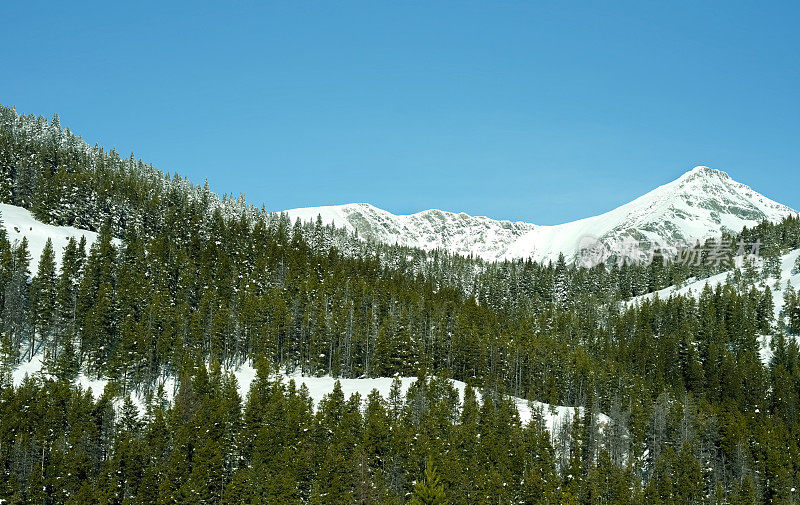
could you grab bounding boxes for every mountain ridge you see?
[285,166,798,263]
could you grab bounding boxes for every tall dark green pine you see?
[30,238,57,359]
[2,237,30,361]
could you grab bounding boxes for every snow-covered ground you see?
[629,249,800,319]
[0,203,103,270]
[10,354,109,399]
[266,369,604,435]
[629,248,800,364]
[10,357,603,436]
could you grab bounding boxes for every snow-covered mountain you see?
[285,166,797,263]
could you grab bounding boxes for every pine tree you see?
[2,238,30,360]
[30,238,57,358]
[409,456,446,505]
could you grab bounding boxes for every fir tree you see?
[409,457,446,505]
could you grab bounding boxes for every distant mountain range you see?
[285,166,797,263]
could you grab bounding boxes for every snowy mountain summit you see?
[285,166,797,263]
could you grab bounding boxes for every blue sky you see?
[3,1,798,224]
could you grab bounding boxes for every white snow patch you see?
[232,363,609,435]
[9,357,605,436]
[11,354,110,399]
[0,203,104,270]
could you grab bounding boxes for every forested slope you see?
[1,104,800,504]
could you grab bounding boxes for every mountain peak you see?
[285,166,796,263]
[682,165,725,178]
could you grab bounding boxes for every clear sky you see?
[2,1,798,224]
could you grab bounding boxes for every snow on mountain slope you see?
[285,203,538,259]
[237,368,604,435]
[630,248,800,319]
[12,356,603,436]
[506,166,795,264]
[628,248,800,364]
[285,167,797,263]
[0,203,103,270]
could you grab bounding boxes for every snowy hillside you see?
[0,203,103,270]
[630,248,800,319]
[3,198,606,439]
[285,167,797,263]
[264,372,608,435]
[628,248,800,364]
[12,357,603,436]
